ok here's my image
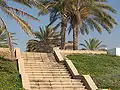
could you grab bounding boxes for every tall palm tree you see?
[37,0,69,49]
[52,0,68,50]
[0,0,39,59]
[38,0,94,50]
[67,0,117,50]
[27,26,60,52]
[80,38,106,50]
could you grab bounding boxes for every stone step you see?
[31,88,87,90]
[24,66,66,69]
[25,60,64,65]
[24,66,66,68]
[30,84,85,88]
[27,73,69,76]
[25,71,69,73]
[25,69,67,71]
[24,60,57,62]
[30,81,83,85]
[28,75,70,78]
[23,59,56,62]
[25,68,67,71]
[23,58,56,61]
[24,64,64,67]
[25,66,65,69]
[47,54,56,59]
[24,67,66,69]
[31,88,86,90]
[24,66,65,68]
[29,77,71,80]
[25,62,58,64]
[23,59,43,61]
[24,64,63,66]
[24,64,65,67]
[29,79,81,82]
[25,71,69,74]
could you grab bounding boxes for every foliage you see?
[67,0,117,50]
[0,27,17,48]
[67,54,120,90]
[80,38,106,50]
[0,0,39,35]
[0,57,23,89]
[40,0,117,50]
[27,26,60,52]
[0,27,8,48]
[67,0,117,33]
[12,0,40,7]
[0,0,39,59]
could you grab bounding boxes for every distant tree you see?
[80,38,106,50]
[26,26,60,52]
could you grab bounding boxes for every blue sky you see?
[2,0,120,51]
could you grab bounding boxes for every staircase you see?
[21,52,87,90]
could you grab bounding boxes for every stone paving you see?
[21,52,87,90]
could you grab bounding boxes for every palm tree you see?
[26,26,60,52]
[80,38,106,50]
[52,0,68,50]
[39,0,117,50]
[0,27,17,48]
[37,0,70,49]
[0,0,39,59]
[67,0,117,50]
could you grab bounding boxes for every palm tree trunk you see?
[6,32,15,60]
[60,14,67,49]
[73,25,78,50]
[0,17,14,60]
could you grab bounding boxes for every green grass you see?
[67,54,120,90]
[0,57,23,90]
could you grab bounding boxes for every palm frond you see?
[12,0,39,7]
[80,38,106,50]
[2,8,34,36]
[8,7,39,21]
[93,3,117,13]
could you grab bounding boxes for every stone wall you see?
[0,48,11,59]
[58,50,107,58]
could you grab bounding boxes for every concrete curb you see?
[15,48,30,90]
[65,60,81,79]
[81,75,98,90]
[53,48,64,62]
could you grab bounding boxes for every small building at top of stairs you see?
[107,47,120,56]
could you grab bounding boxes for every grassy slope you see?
[67,54,120,90]
[0,57,23,90]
